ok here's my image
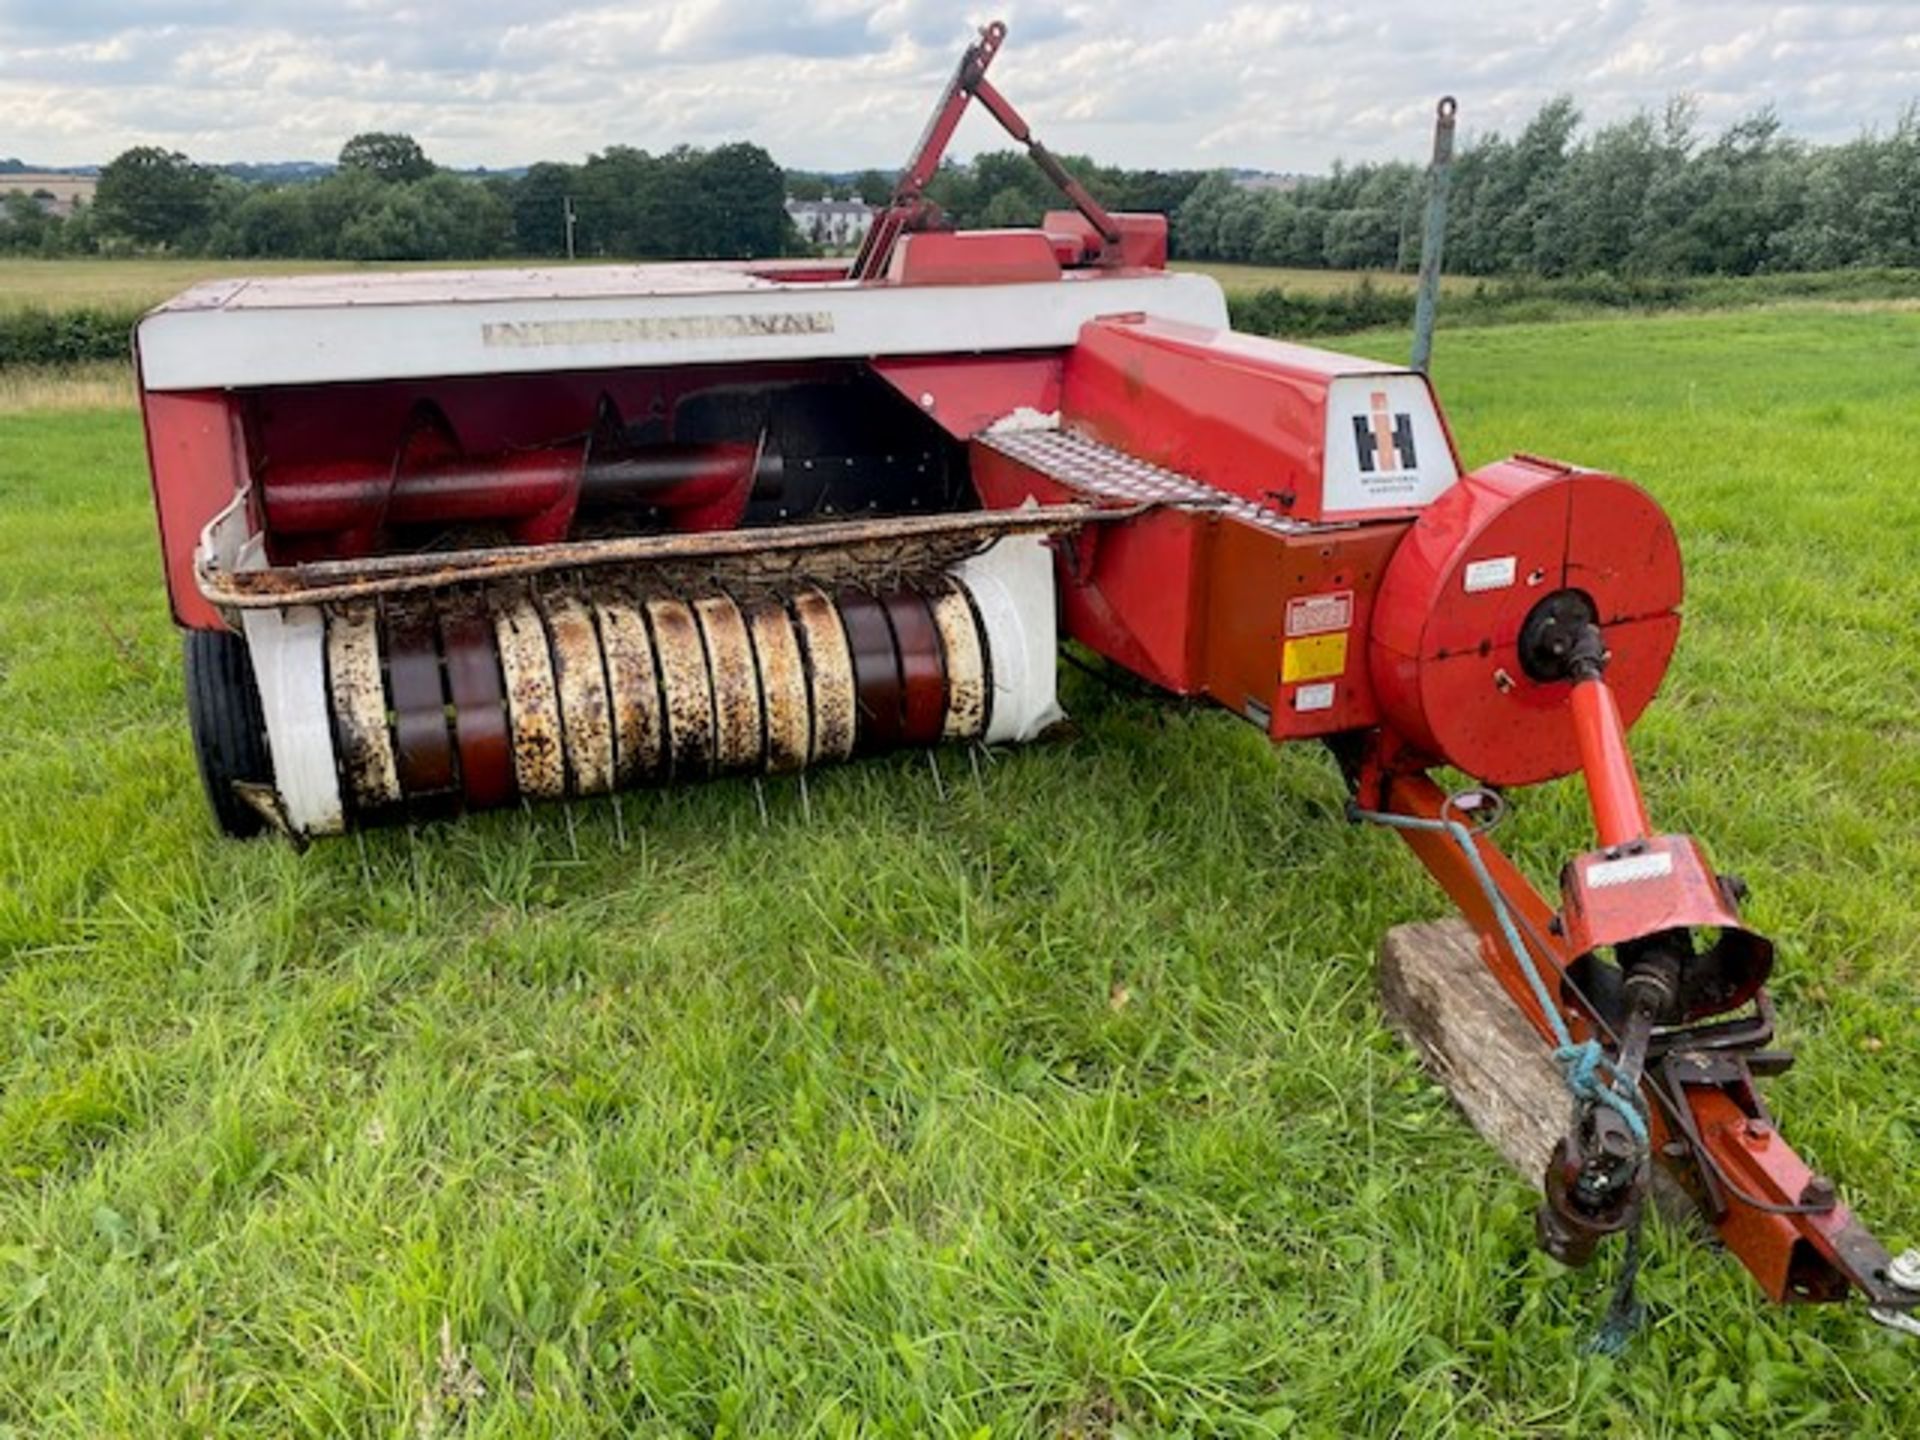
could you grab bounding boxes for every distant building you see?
[1235,173,1311,194]
[0,172,96,218]
[786,197,875,249]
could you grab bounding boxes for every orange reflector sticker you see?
[1282,632,1349,683]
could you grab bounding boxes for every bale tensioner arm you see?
[850,20,1122,282]
[1352,632,1919,1321]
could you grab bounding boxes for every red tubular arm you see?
[1569,675,1651,849]
[850,19,1122,280]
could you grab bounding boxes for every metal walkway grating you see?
[978,427,1313,536]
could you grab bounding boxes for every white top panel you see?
[136,263,1230,391]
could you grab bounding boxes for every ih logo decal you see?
[1352,390,1418,474]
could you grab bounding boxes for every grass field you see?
[0,257,545,313]
[0,256,1434,315]
[1173,262,1447,297]
[2,307,1918,1436]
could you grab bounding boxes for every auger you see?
[136,20,1917,1330]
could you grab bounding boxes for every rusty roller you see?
[316,574,1004,824]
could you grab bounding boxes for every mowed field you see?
[2,305,1918,1436]
[0,257,533,313]
[0,256,1432,315]
[1173,261,1457,297]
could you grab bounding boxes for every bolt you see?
[1800,1175,1838,1209]
[1744,1118,1772,1143]
[1889,1249,1920,1293]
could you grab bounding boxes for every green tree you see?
[510,162,578,256]
[690,143,790,258]
[0,191,53,254]
[338,132,435,184]
[852,168,893,205]
[411,172,512,258]
[94,147,215,249]
[214,186,317,257]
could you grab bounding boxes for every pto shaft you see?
[1569,675,1651,849]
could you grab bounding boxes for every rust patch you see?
[595,595,663,788]
[789,587,855,764]
[645,597,714,778]
[545,596,614,796]
[695,595,764,773]
[325,603,400,810]
[745,598,810,773]
[927,580,988,740]
[202,504,1114,611]
[495,597,566,799]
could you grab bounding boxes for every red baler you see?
[134,21,1917,1331]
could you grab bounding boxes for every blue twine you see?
[1354,799,1653,1354]
[1351,804,1649,1142]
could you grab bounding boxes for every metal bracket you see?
[1871,1306,1920,1338]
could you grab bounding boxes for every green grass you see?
[2,307,1918,1436]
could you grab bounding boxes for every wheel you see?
[183,627,273,838]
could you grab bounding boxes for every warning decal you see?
[1286,590,1353,637]
[1587,851,1675,888]
[1463,555,1518,594]
[1294,682,1337,712]
[1282,632,1349,683]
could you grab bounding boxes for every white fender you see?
[952,532,1063,745]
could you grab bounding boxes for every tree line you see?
[6,98,1920,276]
[1176,97,1920,275]
[0,133,794,262]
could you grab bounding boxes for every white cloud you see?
[0,0,1916,169]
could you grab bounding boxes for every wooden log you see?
[1378,917,1698,1223]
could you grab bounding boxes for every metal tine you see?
[613,793,628,852]
[798,770,814,826]
[753,777,769,827]
[927,749,947,802]
[407,823,424,905]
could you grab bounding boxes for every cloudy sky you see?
[2,2,1917,172]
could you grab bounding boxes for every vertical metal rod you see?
[1410,96,1458,374]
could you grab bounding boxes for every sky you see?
[2,2,1917,172]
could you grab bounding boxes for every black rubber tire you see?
[183,627,273,838]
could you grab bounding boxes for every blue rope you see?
[1356,799,1654,1354]
[1352,804,1649,1144]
